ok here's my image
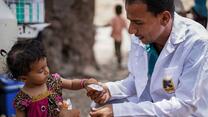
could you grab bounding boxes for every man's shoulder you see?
[183,27,208,46]
[174,15,208,46]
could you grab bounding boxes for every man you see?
[88,0,208,116]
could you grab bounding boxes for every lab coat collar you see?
[168,13,186,45]
[131,35,146,48]
[162,13,187,55]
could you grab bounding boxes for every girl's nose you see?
[45,66,50,75]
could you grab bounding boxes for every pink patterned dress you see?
[13,73,63,117]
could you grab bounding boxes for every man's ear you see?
[160,11,171,26]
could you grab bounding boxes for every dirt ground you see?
[62,58,129,117]
[63,19,130,116]
[62,26,130,116]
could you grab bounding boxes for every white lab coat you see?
[106,13,208,116]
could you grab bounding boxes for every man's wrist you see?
[107,104,114,117]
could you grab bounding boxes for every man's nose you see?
[128,23,137,34]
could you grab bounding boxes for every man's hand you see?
[86,83,111,105]
[89,104,113,117]
[59,108,80,117]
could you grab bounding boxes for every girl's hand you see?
[84,78,98,87]
[58,102,80,117]
[87,84,111,105]
[84,78,111,104]
[84,78,101,94]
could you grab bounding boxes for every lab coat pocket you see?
[161,66,180,94]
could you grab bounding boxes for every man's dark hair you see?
[125,0,175,17]
[115,4,122,15]
[6,39,46,80]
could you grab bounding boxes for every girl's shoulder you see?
[48,73,62,82]
[47,73,63,95]
[47,73,62,86]
[47,73,64,116]
[13,90,32,111]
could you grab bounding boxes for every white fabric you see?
[106,13,208,117]
[0,1,18,73]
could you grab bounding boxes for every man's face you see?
[126,3,165,44]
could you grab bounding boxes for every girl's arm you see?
[15,109,26,117]
[61,78,98,90]
[61,78,82,90]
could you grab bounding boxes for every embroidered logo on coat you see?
[162,77,175,93]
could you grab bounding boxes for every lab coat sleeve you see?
[111,40,208,117]
[106,73,137,100]
[106,40,138,100]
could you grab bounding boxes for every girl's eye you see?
[38,69,44,73]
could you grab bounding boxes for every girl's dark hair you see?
[125,0,175,17]
[115,4,122,15]
[6,39,46,80]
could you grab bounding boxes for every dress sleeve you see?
[13,91,32,111]
[48,73,63,116]
[48,73,63,96]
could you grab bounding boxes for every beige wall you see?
[94,0,126,26]
[181,0,194,11]
[94,0,201,26]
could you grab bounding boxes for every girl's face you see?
[23,57,50,86]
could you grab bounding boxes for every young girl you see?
[5,39,97,117]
